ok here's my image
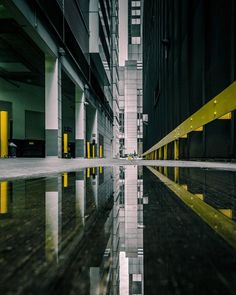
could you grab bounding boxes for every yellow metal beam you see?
[218,112,232,120]
[143,82,236,156]
[158,148,162,160]
[0,111,8,158]
[163,145,167,160]
[174,140,179,160]
[147,166,236,250]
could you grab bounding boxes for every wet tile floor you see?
[0,166,236,294]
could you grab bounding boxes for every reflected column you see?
[75,171,86,225]
[45,176,62,263]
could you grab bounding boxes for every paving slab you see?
[1,158,236,180]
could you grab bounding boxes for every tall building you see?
[0,0,119,159]
[143,0,236,160]
[118,0,143,157]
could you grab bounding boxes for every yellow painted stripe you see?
[0,111,8,158]
[147,166,236,250]
[143,82,236,156]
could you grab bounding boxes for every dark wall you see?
[143,0,236,159]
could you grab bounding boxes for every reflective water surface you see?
[0,166,236,294]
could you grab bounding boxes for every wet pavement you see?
[0,165,236,294]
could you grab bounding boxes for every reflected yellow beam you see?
[180,134,187,139]
[195,194,204,201]
[164,166,168,177]
[63,173,68,188]
[143,82,236,156]
[219,209,232,219]
[174,167,179,183]
[0,181,8,214]
[181,184,188,190]
[0,111,8,158]
[148,166,236,250]
[99,166,103,174]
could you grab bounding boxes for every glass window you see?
[132,9,141,16]
[132,1,141,7]
[132,18,141,24]
[131,37,141,44]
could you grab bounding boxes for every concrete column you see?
[75,88,86,157]
[45,177,62,263]
[45,56,62,157]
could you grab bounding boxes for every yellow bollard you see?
[99,145,103,158]
[63,133,68,155]
[87,142,90,159]
[92,145,95,158]
[0,111,8,158]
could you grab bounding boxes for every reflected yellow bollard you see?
[63,173,68,188]
[0,181,8,214]
[87,167,90,178]
[0,111,8,158]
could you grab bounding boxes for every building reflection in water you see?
[117,165,144,295]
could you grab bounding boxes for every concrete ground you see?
[1,157,236,180]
